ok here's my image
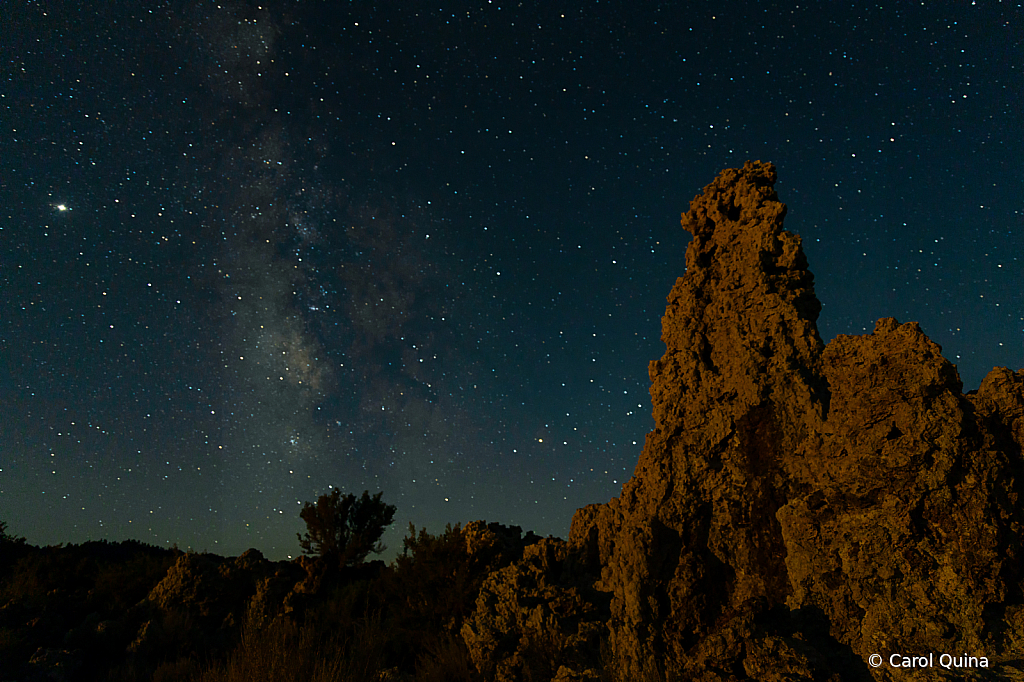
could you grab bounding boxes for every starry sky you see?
[2,1,1021,560]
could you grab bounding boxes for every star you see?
[55,204,68,212]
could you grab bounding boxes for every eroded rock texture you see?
[461,537,608,682]
[546,161,1024,680]
[126,548,306,662]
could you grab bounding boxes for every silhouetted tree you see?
[0,520,25,545]
[297,489,396,567]
[0,521,28,576]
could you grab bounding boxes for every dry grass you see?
[411,632,477,682]
[597,638,671,682]
[192,600,388,682]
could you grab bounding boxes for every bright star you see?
[56,204,68,212]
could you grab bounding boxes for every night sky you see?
[2,1,1021,560]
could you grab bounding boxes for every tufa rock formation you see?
[461,537,609,682]
[469,160,1024,680]
[568,159,839,679]
[124,548,306,664]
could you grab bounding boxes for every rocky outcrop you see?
[461,537,608,682]
[779,320,1024,669]
[549,160,1024,680]
[461,520,543,570]
[0,541,391,680]
[126,548,309,664]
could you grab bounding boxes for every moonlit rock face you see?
[541,161,1024,680]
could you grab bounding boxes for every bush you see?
[0,521,27,573]
[0,521,23,544]
[297,489,396,568]
[362,524,485,675]
[391,523,478,626]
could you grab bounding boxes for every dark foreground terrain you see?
[0,522,555,682]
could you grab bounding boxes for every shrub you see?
[0,521,28,575]
[297,489,396,568]
[0,521,23,544]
